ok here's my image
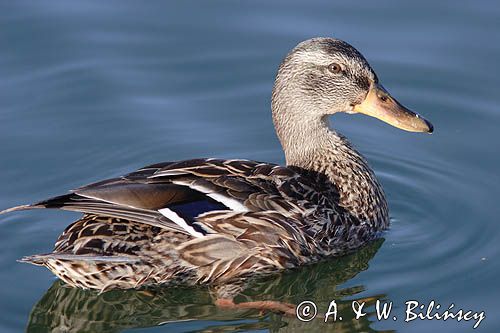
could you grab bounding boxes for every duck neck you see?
[272,106,388,227]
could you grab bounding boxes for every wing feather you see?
[2,158,341,244]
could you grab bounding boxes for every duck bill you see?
[353,83,433,133]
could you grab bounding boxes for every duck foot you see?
[215,298,296,316]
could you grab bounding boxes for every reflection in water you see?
[27,240,391,333]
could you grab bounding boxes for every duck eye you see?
[328,63,342,74]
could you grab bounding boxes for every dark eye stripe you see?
[348,71,370,90]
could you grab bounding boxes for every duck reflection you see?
[27,239,391,333]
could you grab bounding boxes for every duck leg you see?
[215,298,296,316]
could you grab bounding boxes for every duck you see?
[1,37,433,292]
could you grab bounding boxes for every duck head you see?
[272,37,433,133]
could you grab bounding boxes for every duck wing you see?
[2,158,340,236]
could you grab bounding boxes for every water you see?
[1,1,499,332]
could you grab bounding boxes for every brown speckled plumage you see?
[1,37,433,291]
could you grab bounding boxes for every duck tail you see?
[0,204,35,215]
[0,194,74,215]
[18,254,47,266]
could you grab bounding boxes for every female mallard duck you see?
[1,37,432,291]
